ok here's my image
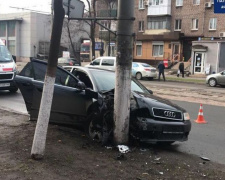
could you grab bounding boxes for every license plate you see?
[0,83,10,87]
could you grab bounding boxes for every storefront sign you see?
[214,0,225,13]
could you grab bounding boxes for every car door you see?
[217,71,225,85]
[132,63,139,77]
[15,62,34,113]
[101,58,115,71]
[30,59,92,125]
[90,58,101,68]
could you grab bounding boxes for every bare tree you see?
[61,19,89,64]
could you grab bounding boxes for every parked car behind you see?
[85,56,116,71]
[0,39,18,92]
[132,62,157,80]
[206,70,225,87]
[16,59,191,145]
[58,57,80,66]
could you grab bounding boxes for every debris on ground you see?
[201,157,210,161]
[117,145,130,154]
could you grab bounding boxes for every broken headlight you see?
[183,112,190,121]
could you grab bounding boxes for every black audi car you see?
[15,59,191,144]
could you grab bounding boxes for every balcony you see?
[148,0,171,16]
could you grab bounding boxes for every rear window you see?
[141,63,151,67]
[101,59,115,66]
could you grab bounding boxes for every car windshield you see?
[90,70,149,93]
[0,45,12,62]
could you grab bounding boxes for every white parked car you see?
[85,56,116,71]
[132,62,157,80]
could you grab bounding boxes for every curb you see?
[0,105,29,116]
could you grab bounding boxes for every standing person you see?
[179,60,185,78]
[158,61,166,81]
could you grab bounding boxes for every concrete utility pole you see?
[31,0,65,160]
[114,0,134,144]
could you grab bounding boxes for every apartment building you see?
[134,0,225,74]
[134,0,182,66]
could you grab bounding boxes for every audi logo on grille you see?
[164,111,176,118]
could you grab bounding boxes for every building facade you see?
[0,12,89,62]
[133,0,225,73]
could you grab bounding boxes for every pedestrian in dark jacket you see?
[178,61,184,78]
[158,61,166,81]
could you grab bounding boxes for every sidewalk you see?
[16,61,206,84]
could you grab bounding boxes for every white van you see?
[85,56,116,71]
[0,39,18,92]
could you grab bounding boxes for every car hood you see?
[131,91,186,113]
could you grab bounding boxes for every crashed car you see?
[16,59,191,144]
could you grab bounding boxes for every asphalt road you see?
[0,83,225,164]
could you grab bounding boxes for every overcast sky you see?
[0,0,88,14]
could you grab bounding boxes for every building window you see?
[100,21,109,31]
[8,40,15,55]
[139,0,144,9]
[136,41,142,56]
[193,0,200,5]
[192,19,198,30]
[139,21,144,32]
[149,0,163,6]
[209,18,217,30]
[147,17,170,30]
[175,19,182,31]
[0,22,6,37]
[176,0,183,6]
[152,42,164,57]
[8,21,16,37]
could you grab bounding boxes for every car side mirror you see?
[147,89,153,94]
[90,62,94,65]
[77,81,86,90]
[221,72,224,75]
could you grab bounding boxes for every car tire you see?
[208,78,217,87]
[9,87,18,93]
[221,85,225,88]
[86,110,113,145]
[136,72,142,80]
[86,112,103,143]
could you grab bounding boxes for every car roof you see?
[94,56,116,60]
[63,65,115,73]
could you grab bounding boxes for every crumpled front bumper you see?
[130,117,191,143]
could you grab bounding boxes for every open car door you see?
[16,59,92,125]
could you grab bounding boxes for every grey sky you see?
[0,0,88,14]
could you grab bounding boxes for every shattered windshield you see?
[90,70,149,94]
[0,45,12,62]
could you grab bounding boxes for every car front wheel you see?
[9,87,18,93]
[136,72,142,80]
[208,78,217,87]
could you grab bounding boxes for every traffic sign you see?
[214,0,225,13]
[63,0,84,18]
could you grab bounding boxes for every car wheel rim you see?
[209,79,216,86]
[136,73,141,80]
